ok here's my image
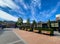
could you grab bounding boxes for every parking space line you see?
[8,40,21,44]
[13,31,27,44]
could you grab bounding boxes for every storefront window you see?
[51,23,58,27]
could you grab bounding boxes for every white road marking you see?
[13,30,27,44]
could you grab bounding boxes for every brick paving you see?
[14,29,60,44]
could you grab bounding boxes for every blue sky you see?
[0,0,60,23]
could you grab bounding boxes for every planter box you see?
[33,29,39,33]
[41,30,50,34]
[24,28,27,31]
[27,29,30,31]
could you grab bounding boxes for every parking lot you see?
[0,28,26,44]
[0,28,60,44]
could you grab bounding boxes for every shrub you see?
[33,27,54,35]
[41,28,54,35]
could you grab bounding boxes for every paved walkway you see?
[0,28,26,44]
[14,29,60,44]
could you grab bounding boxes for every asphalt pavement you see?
[0,28,60,44]
[0,28,26,44]
[54,31,60,37]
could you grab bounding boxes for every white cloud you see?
[40,1,60,19]
[56,14,60,17]
[0,0,19,9]
[30,7,36,20]
[0,10,18,21]
[18,0,28,10]
[31,0,41,8]
[49,2,60,15]
[0,0,26,15]
[30,0,41,21]
[23,20,27,23]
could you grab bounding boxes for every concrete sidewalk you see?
[14,29,60,44]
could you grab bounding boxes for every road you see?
[0,28,26,44]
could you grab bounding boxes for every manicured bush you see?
[36,27,42,33]
[33,27,41,33]
[33,27,54,35]
[24,26,30,31]
[40,28,54,35]
[26,27,33,31]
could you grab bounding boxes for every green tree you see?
[26,18,30,25]
[25,18,30,31]
[31,20,37,31]
[32,20,37,28]
[17,17,23,26]
[48,19,51,28]
[0,21,2,24]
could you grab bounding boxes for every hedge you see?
[33,27,54,35]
